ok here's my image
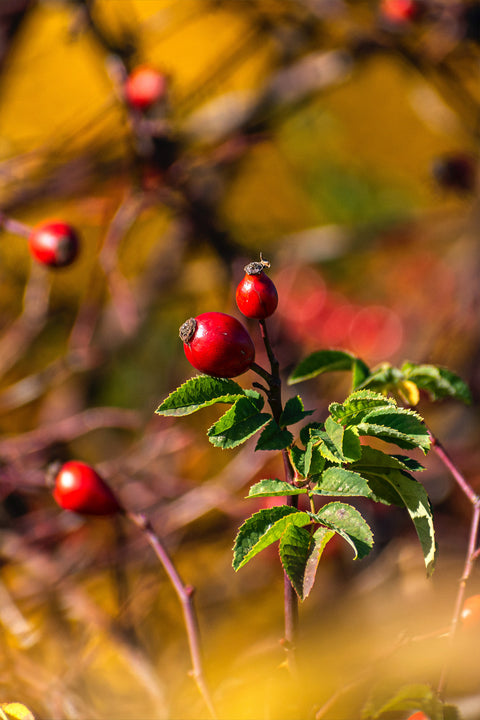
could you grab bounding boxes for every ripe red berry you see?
[461,594,480,629]
[380,0,422,24]
[124,65,167,111]
[406,712,430,720]
[28,220,80,268]
[236,261,278,320]
[179,311,255,378]
[53,461,121,516]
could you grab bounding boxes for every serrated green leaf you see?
[325,416,362,462]
[311,467,373,497]
[288,350,369,385]
[391,454,425,472]
[300,422,323,446]
[352,448,436,575]
[255,419,293,451]
[156,375,247,416]
[279,524,313,599]
[247,479,308,498]
[289,443,325,479]
[314,502,373,559]
[302,527,335,599]
[352,358,371,389]
[233,507,311,570]
[329,390,396,427]
[207,396,271,449]
[244,388,265,409]
[402,362,472,404]
[357,406,430,452]
[279,396,314,427]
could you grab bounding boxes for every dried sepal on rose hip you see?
[52,461,122,516]
[124,65,168,111]
[179,311,255,378]
[236,257,278,320]
[28,220,80,268]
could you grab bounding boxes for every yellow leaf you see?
[397,380,420,406]
[0,702,35,720]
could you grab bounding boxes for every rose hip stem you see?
[127,511,217,719]
[250,318,299,675]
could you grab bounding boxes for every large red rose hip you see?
[179,312,255,378]
[28,220,80,268]
[124,65,167,111]
[53,461,122,516]
[236,261,278,320]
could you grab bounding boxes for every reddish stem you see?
[429,431,480,696]
[127,511,217,719]
[0,212,32,239]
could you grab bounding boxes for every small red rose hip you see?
[461,594,480,629]
[406,713,430,720]
[124,65,167,111]
[380,0,422,24]
[53,461,122,516]
[28,220,80,268]
[179,311,255,378]
[236,260,278,320]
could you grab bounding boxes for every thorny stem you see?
[256,317,299,674]
[127,511,217,719]
[429,431,480,697]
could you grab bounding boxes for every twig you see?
[429,430,480,696]
[126,511,217,719]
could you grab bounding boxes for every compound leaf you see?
[324,416,362,462]
[207,396,270,449]
[302,526,336,599]
[233,506,311,570]
[156,376,247,416]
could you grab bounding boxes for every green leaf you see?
[329,390,395,427]
[314,502,373,559]
[352,448,436,575]
[402,362,472,404]
[352,358,371,389]
[357,406,430,453]
[300,422,323,446]
[279,396,314,427]
[207,396,271,449]
[156,375,247,416]
[302,527,336,599]
[361,683,447,720]
[279,524,313,599]
[324,416,362,462]
[352,446,424,475]
[311,467,373,498]
[355,364,404,394]
[233,507,311,571]
[247,479,308,498]
[289,443,325,479]
[255,419,294,451]
[288,350,369,385]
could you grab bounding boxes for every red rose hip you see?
[53,461,121,516]
[461,594,480,629]
[179,311,255,378]
[124,65,167,111]
[28,220,80,268]
[236,261,278,319]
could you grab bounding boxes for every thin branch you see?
[127,511,217,719]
